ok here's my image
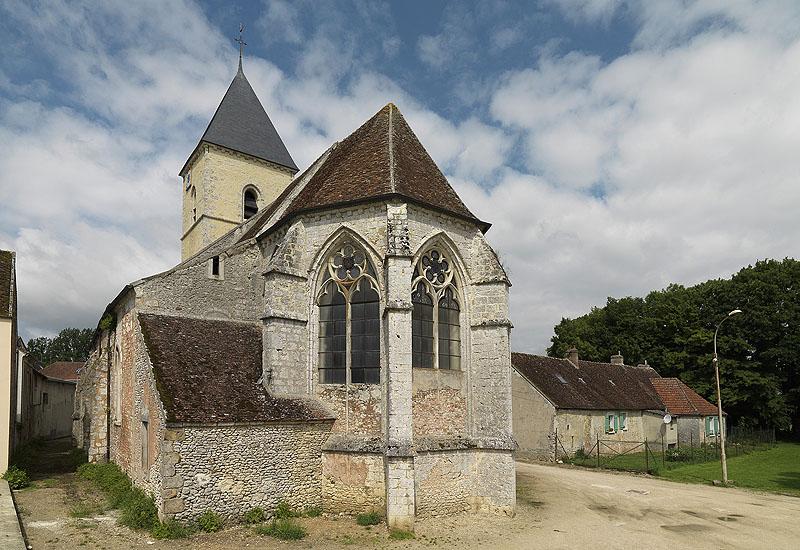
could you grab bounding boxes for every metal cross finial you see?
[235,23,247,71]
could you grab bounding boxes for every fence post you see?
[661,434,666,468]
[690,430,693,461]
[597,434,601,468]
[645,438,649,473]
[554,427,558,462]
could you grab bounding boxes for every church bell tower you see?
[179,33,297,260]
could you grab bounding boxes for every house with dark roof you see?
[74,57,515,530]
[511,349,721,460]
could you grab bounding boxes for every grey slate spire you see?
[184,64,298,173]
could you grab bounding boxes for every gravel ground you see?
[14,460,800,549]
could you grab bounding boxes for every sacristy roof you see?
[138,313,333,424]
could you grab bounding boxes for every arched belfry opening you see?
[243,188,259,220]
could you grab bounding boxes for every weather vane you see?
[235,23,247,70]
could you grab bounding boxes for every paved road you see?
[513,461,800,550]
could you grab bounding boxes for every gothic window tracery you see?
[412,248,461,370]
[318,243,380,384]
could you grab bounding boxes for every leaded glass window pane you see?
[412,281,434,368]
[350,281,380,384]
[318,280,346,384]
[438,287,460,370]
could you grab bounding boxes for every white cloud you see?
[1,0,799,362]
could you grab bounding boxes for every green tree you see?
[548,259,800,435]
[26,327,94,366]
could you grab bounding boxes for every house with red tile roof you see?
[650,377,723,446]
[41,361,84,382]
[512,348,721,460]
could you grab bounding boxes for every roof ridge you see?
[388,103,396,193]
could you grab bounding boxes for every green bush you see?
[274,501,298,519]
[573,448,591,461]
[197,510,223,532]
[389,529,415,540]
[78,463,157,531]
[356,511,382,526]
[118,488,158,530]
[78,463,131,507]
[255,518,307,540]
[3,465,31,489]
[152,519,192,539]
[665,446,693,462]
[243,507,265,524]
[304,506,322,518]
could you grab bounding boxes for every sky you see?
[1,0,799,355]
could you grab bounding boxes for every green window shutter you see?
[714,417,720,435]
[604,414,610,433]
[614,414,619,432]
[705,417,709,435]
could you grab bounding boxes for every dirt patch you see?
[14,444,800,550]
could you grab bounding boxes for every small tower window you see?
[209,255,224,279]
[244,188,258,220]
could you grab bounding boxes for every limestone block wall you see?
[108,305,168,502]
[321,452,385,514]
[182,145,294,259]
[412,368,467,439]
[415,449,515,517]
[166,422,333,521]
[73,334,110,463]
[137,245,263,323]
[555,410,674,455]
[511,372,556,460]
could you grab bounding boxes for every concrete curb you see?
[0,480,26,550]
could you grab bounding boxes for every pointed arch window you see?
[412,248,461,370]
[243,188,259,220]
[318,243,381,384]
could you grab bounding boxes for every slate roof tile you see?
[182,67,297,174]
[138,314,333,424]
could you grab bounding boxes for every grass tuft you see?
[197,510,223,532]
[304,505,322,518]
[389,529,415,540]
[274,501,299,519]
[254,518,307,540]
[356,511,382,526]
[152,519,192,539]
[243,507,265,524]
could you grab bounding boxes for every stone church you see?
[73,58,515,529]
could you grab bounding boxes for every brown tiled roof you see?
[511,352,663,410]
[0,250,14,319]
[282,103,489,230]
[650,378,718,416]
[42,361,84,381]
[138,314,333,424]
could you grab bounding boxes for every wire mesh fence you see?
[558,427,776,474]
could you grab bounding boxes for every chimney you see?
[611,351,624,365]
[566,347,579,366]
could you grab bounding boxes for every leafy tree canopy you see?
[548,259,800,435]
[27,327,94,366]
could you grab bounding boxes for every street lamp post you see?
[713,309,742,484]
